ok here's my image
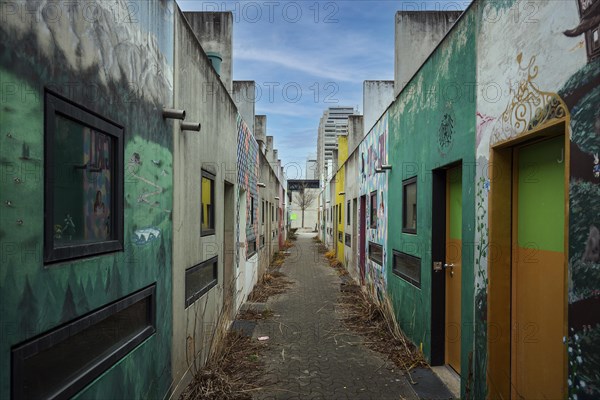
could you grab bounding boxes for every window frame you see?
[402,177,417,234]
[12,284,155,400]
[201,170,216,236]
[392,250,421,288]
[368,241,383,265]
[346,200,351,226]
[185,256,218,307]
[369,191,377,229]
[43,90,125,265]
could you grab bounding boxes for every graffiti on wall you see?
[475,1,600,397]
[236,115,260,260]
[0,0,175,398]
[358,114,388,297]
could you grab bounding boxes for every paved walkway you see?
[253,233,419,400]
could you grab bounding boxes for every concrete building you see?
[321,3,600,399]
[394,11,460,96]
[305,155,318,179]
[316,106,355,183]
[0,3,286,399]
[363,81,394,136]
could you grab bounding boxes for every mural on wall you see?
[438,103,456,156]
[0,0,175,398]
[358,114,388,297]
[475,1,599,398]
[236,115,260,260]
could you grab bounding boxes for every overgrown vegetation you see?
[179,331,266,400]
[324,249,346,274]
[287,227,298,241]
[179,242,297,399]
[337,282,427,381]
[248,248,294,303]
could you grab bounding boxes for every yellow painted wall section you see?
[336,136,347,264]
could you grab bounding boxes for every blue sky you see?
[177,1,471,179]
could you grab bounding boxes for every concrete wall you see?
[183,12,233,93]
[347,115,364,156]
[0,1,175,398]
[387,11,477,397]
[394,11,461,96]
[363,81,394,136]
[255,115,267,150]
[289,188,320,230]
[172,8,239,394]
[343,150,360,281]
[233,81,256,134]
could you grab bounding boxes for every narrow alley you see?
[1,1,599,399]
[245,233,453,400]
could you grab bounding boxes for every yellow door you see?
[512,136,566,399]
[445,166,462,374]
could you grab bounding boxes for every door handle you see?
[444,263,455,277]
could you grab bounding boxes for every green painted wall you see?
[386,9,477,398]
[0,1,174,398]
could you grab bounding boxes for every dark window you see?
[369,242,383,265]
[345,233,351,247]
[247,240,257,259]
[185,256,218,307]
[347,200,351,225]
[44,90,124,264]
[370,191,377,229]
[250,196,255,225]
[12,285,155,400]
[402,177,417,234]
[338,204,342,224]
[271,204,274,222]
[338,232,343,243]
[392,250,421,288]
[201,170,216,236]
[262,200,265,224]
[260,235,265,248]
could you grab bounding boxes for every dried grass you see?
[248,250,294,303]
[338,282,427,380]
[179,332,266,400]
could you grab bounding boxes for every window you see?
[402,177,417,234]
[247,240,257,258]
[347,200,351,225]
[370,191,377,229]
[262,200,265,224]
[345,233,351,247]
[201,170,216,236]
[250,196,255,225]
[338,232,343,243]
[185,256,218,307]
[44,90,124,264]
[338,204,341,224]
[12,285,155,400]
[393,250,421,288]
[369,242,383,265]
[260,235,265,248]
[271,204,274,222]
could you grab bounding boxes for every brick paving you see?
[252,233,419,400]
